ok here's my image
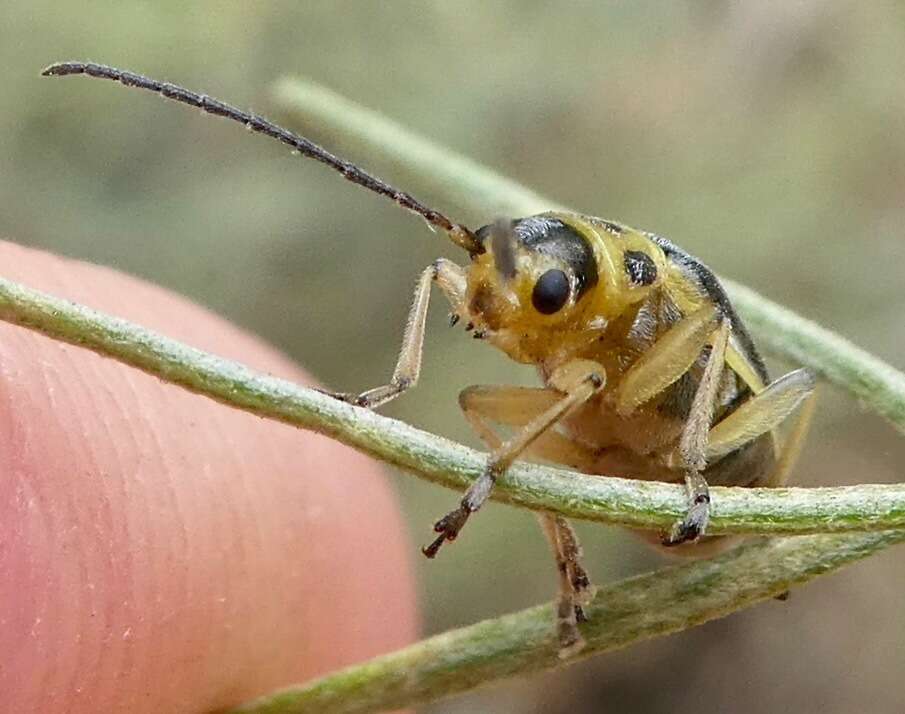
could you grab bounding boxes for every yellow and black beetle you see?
[43,61,818,655]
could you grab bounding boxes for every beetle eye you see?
[532,269,570,314]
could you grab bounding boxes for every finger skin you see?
[0,242,418,713]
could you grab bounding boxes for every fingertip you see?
[0,242,418,712]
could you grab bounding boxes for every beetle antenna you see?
[42,61,485,256]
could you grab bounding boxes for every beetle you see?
[42,61,818,655]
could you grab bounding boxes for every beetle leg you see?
[456,383,598,654]
[614,304,728,545]
[538,512,595,657]
[323,258,466,409]
[704,368,817,464]
[663,366,817,546]
[662,319,731,546]
[458,384,558,444]
[457,385,601,469]
[423,363,606,558]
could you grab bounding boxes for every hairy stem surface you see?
[0,274,903,536]
[229,530,905,714]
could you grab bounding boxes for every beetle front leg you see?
[423,361,606,558]
[454,382,600,654]
[323,258,466,409]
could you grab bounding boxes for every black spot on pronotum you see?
[532,269,570,314]
[624,250,658,286]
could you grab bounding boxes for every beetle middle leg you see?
[323,258,466,409]
[667,363,817,546]
[614,306,728,545]
[664,318,732,544]
[423,363,605,558]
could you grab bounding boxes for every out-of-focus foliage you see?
[2,3,904,712]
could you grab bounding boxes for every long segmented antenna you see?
[42,61,485,256]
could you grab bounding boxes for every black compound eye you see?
[532,269,570,314]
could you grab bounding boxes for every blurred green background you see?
[3,2,905,712]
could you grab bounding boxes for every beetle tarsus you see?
[556,595,586,658]
[663,493,710,546]
[422,504,472,558]
[421,533,447,559]
[318,388,373,409]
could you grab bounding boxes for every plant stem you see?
[0,274,904,536]
[228,530,905,714]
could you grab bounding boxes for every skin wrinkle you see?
[201,401,253,678]
[126,366,197,682]
[28,372,72,707]
[41,334,131,705]
[122,365,193,659]
[0,343,53,702]
[0,242,417,713]
[64,349,129,702]
[92,365,150,704]
[70,399,102,706]
[216,431,271,693]
[57,298,141,703]
[49,246,151,686]
[71,259,267,701]
[234,417,300,688]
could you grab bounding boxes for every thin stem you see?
[274,77,905,434]
[228,530,905,714]
[0,274,904,535]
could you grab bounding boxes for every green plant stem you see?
[1,274,904,536]
[229,530,905,714]
[274,77,905,434]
